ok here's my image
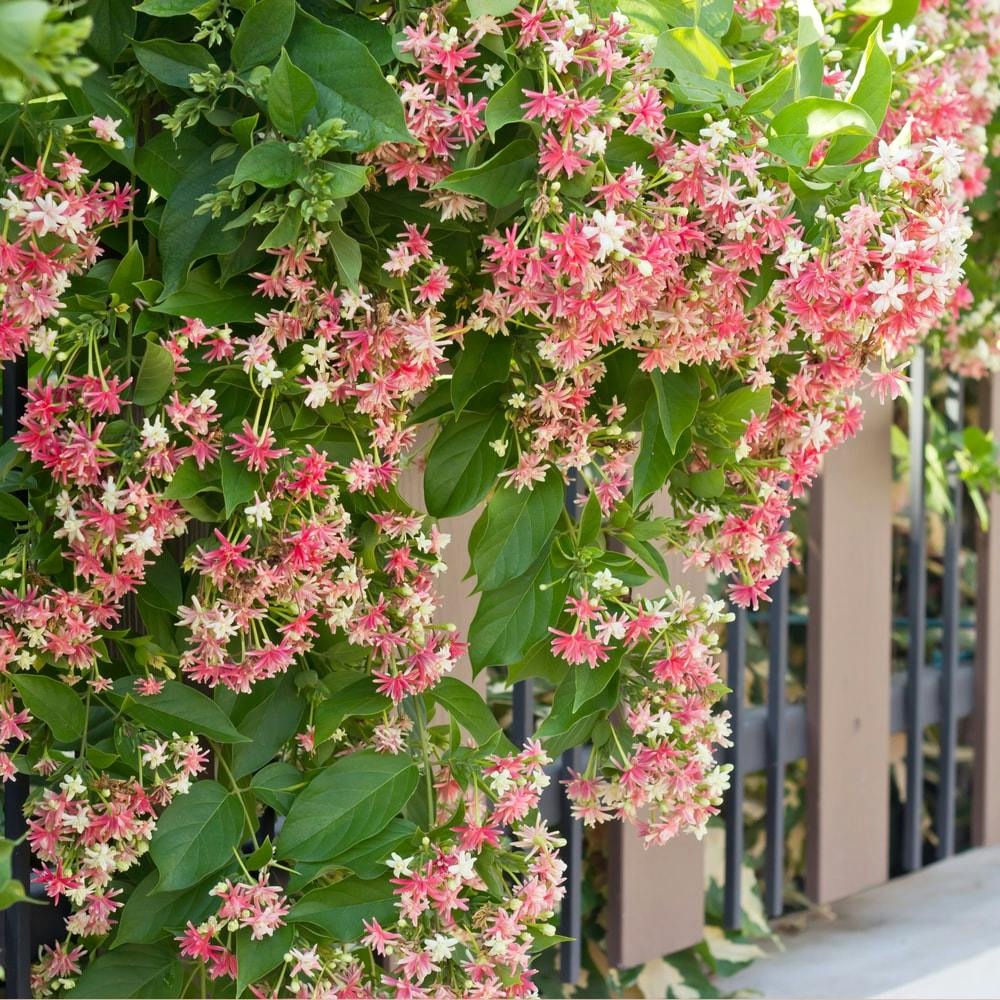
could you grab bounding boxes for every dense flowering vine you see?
[0,0,997,995]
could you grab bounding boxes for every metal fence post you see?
[3,352,32,999]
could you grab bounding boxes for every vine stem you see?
[413,695,436,823]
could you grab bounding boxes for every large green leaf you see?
[67,944,183,998]
[768,97,875,167]
[231,0,295,70]
[10,674,85,743]
[424,410,507,517]
[653,26,739,104]
[435,140,536,208]
[651,367,700,449]
[277,750,418,861]
[230,673,305,778]
[827,30,892,163]
[267,49,317,137]
[113,873,215,947]
[431,677,508,745]
[151,265,259,325]
[231,141,300,189]
[235,924,293,993]
[285,13,410,151]
[117,678,249,744]
[535,668,619,755]
[633,397,689,502]
[132,38,214,89]
[150,781,245,892]
[484,68,534,139]
[221,449,258,518]
[289,876,397,939]
[157,148,242,294]
[133,340,174,406]
[450,331,512,413]
[471,471,564,591]
[468,554,567,672]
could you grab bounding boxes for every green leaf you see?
[435,140,536,208]
[251,761,305,814]
[329,223,362,290]
[710,385,772,430]
[485,68,534,139]
[133,340,174,406]
[113,873,215,947]
[137,549,183,614]
[117,678,250,744]
[10,674,84,743]
[232,0,295,70]
[768,97,876,167]
[87,0,137,67]
[469,554,566,672]
[689,467,726,497]
[432,677,509,744]
[231,141,300,189]
[633,398,688,502]
[424,410,507,517]
[742,63,794,117]
[267,48,318,137]
[313,677,390,743]
[450,331,512,413]
[573,647,622,710]
[320,818,416,881]
[109,242,145,299]
[132,38,215,88]
[67,944,183,998]
[285,13,410,151]
[289,875,396,939]
[236,923,293,993]
[315,161,369,198]
[157,148,242,294]
[150,781,245,892]
[471,471,564,591]
[277,750,418,862]
[162,459,208,500]
[651,367,700,449]
[133,0,204,13]
[221,450,258,518]
[653,27,739,104]
[827,30,891,163]
[0,492,29,521]
[152,265,259,325]
[535,668,618,755]
[230,673,305,778]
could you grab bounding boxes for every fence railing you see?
[3,359,1000,994]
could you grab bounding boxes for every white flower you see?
[883,23,923,65]
[141,415,170,450]
[447,851,477,881]
[254,358,281,388]
[575,127,608,156]
[591,568,623,593]
[124,526,158,555]
[424,933,459,963]
[482,63,504,90]
[386,852,414,877]
[699,117,737,150]
[60,773,86,799]
[546,38,574,72]
[582,208,632,262]
[244,493,272,527]
[863,130,913,190]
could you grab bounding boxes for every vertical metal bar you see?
[557,471,582,984]
[765,569,789,917]
[937,374,963,860]
[510,681,534,748]
[903,346,928,873]
[723,605,747,931]
[558,744,584,985]
[3,354,31,999]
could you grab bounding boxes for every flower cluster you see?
[0,156,132,361]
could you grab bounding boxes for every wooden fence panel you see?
[974,373,1000,846]
[805,396,893,903]
[607,493,707,967]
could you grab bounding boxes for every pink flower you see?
[89,116,123,144]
